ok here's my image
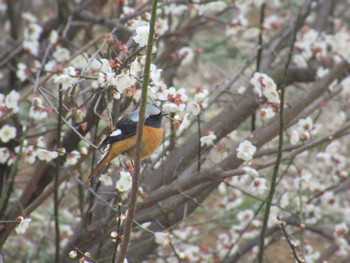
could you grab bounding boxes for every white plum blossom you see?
[98,72,116,88]
[99,58,112,74]
[154,232,170,246]
[29,97,49,120]
[0,93,5,113]
[0,124,17,143]
[242,27,260,42]
[289,117,315,145]
[320,191,339,210]
[293,54,308,68]
[226,14,249,37]
[116,170,132,192]
[328,31,350,62]
[237,140,257,161]
[174,113,191,132]
[178,47,194,65]
[243,166,259,177]
[156,18,169,35]
[16,63,29,82]
[302,245,321,262]
[150,64,163,86]
[260,106,275,120]
[334,223,348,239]
[44,60,58,72]
[340,75,350,95]
[316,67,329,78]
[87,58,105,73]
[162,103,177,113]
[250,72,280,105]
[98,174,113,186]
[99,70,135,96]
[15,217,32,234]
[36,136,46,149]
[23,23,42,40]
[53,74,76,90]
[23,23,42,56]
[164,4,188,16]
[23,145,37,164]
[122,6,135,16]
[53,47,71,63]
[129,58,143,77]
[49,30,59,45]
[237,209,254,222]
[187,101,201,116]
[250,177,268,195]
[0,147,11,163]
[198,1,227,15]
[22,12,37,23]
[237,86,246,95]
[37,149,58,162]
[200,131,217,147]
[70,54,89,70]
[290,129,300,145]
[115,72,135,93]
[128,19,148,31]
[68,250,77,259]
[162,87,187,113]
[99,174,113,186]
[298,117,313,131]
[264,15,282,31]
[187,88,209,113]
[133,25,149,47]
[65,150,81,166]
[265,90,280,104]
[194,88,209,103]
[5,90,20,113]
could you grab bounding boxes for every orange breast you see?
[140,126,164,159]
[123,126,163,159]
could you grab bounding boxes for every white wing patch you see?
[110,129,122,137]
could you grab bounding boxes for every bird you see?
[88,104,167,179]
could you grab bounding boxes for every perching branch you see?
[116,0,158,261]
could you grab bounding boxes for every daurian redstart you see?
[89,104,167,179]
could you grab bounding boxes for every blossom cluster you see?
[289,116,319,145]
[250,72,280,122]
[22,12,43,56]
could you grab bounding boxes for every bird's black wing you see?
[100,117,138,147]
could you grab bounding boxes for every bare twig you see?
[116,0,159,261]
[257,11,301,263]
[54,85,63,263]
[251,3,266,132]
[278,220,304,263]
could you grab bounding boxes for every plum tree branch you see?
[116,0,158,262]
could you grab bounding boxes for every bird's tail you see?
[89,150,115,179]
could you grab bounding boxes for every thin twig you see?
[278,220,304,263]
[112,195,122,262]
[197,114,201,172]
[257,11,302,263]
[54,85,63,263]
[116,0,158,261]
[251,3,266,132]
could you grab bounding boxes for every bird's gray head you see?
[129,104,166,124]
[145,104,162,117]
